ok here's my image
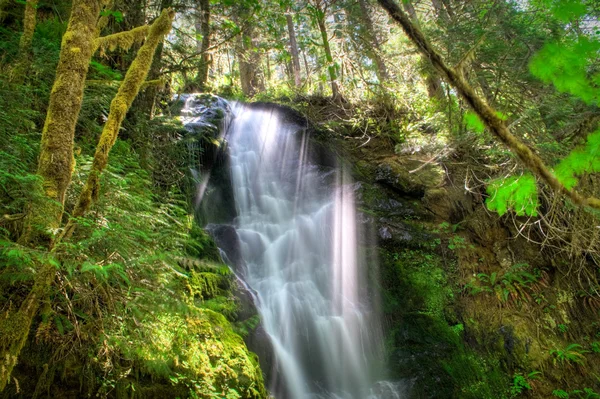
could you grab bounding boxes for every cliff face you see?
[302,99,600,398]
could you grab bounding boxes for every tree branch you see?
[377,0,600,210]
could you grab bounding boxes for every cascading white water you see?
[227,103,379,399]
[182,95,404,399]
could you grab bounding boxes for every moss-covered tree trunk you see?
[10,0,38,83]
[313,0,342,102]
[1,1,103,391]
[17,0,37,57]
[18,0,102,247]
[1,6,174,393]
[62,8,175,240]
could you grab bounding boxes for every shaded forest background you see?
[0,0,600,398]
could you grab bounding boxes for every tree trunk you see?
[404,0,444,101]
[193,0,210,91]
[237,25,265,97]
[286,11,302,87]
[10,0,38,83]
[2,0,103,390]
[376,0,600,210]
[1,7,174,393]
[313,0,342,101]
[17,0,37,57]
[357,0,389,83]
[19,0,102,247]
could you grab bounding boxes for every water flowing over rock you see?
[181,96,405,398]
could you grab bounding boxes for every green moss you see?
[115,308,266,398]
[187,271,223,300]
[381,246,510,398]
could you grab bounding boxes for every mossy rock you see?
[375,157,444,198]
[118,308,267,398]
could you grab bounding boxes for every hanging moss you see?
[187,271,224,300]
[93,25,150,56]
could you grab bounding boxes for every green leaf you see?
[486,174,539,217]
[464,111,485,133]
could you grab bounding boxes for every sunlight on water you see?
[183,97,405,399]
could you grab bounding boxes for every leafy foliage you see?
[554,129,600,189]
[529,37,600,105]
[486,174,539,217]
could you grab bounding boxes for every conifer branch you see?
[377,0,600,210]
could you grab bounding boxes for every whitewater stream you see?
[182,96,404,399]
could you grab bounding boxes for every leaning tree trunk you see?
[1,6,174,393]
[1,0,103,391]
[286,10,302,88]
[376,0,600,210]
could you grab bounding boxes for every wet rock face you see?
[205,223,246,276]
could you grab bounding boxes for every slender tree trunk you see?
[17,0,37,56]
[376,0,600,210]
[313,0,342,101]
[403,0,444,101]
[193,0,210,91]
[10,0,38,83]
[286,11,302,87]
[303,50,312,87]
[357,0,389,82]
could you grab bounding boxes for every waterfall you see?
[182,95,404,399]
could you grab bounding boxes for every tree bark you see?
[19,0,102,247]
[193,0,211,91]
[357,0,389,83]
[2,0,103,390]
[237,24,265,97]
[1,7,174,393]
[17,0,37,57]
[286,11,302,87]
[313,0,342,101]
[376,0,600,210]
